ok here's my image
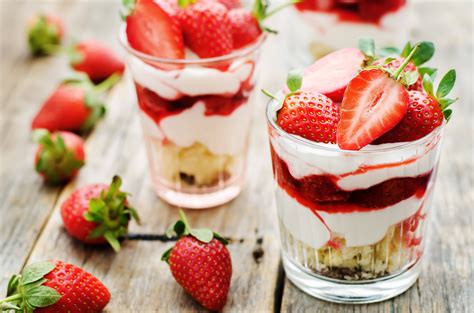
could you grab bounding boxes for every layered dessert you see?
[294,0,412,58]
[266,40,457,281]
[120,0,276,207]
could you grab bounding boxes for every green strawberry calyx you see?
[83,176,141,252]
[422,69,458,121]
[0,261,61,312]
[34,129,84,185]
[63,72,120,133]
[161,210,228,263]
[252,0,299,34]
[27,14,62,56]
[262,68,303,111]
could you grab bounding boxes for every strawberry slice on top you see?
[125,0,184,59]
[300,48,365,102]
[336,44,423,150]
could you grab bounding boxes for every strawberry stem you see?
[94,73,121,93]
[263,0,299,20]
[179,209,191,231]
[261,89,280,102]
[0,294,22,303]
[393,44,420,80]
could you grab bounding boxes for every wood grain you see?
[1,0,472,312]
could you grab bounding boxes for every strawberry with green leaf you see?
[0,260,110,312]
[60,176,140,252]
[31,73,120,133]
[34,129,85,185]
[27,14,64,56]
[375,69,457,143]
[162,210,232,311]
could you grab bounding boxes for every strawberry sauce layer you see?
[135,83,251,125]
[295,0,406,24]
[270,145,431,213]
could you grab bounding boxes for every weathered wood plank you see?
[280,2,474,312]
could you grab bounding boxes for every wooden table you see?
[1,1,472,312]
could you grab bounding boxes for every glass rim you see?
[118,24,266,65]
[266,97,445,155]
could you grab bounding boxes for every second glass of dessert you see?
[120,0,267,208]
[265,40,457,302]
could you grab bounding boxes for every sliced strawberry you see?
[300,48,365,102]
[215,0,241,9]
[337,68,409,150]
[126,0,184,59]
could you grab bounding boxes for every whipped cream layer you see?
[140,101,253,155]
[299,6,412,50]
[128,55,254,101]
[276,186,425,249]
[271,135,441,191]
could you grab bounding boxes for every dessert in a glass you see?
[293,0,412,59]
[265,39,457,303]
[120,0,274,208]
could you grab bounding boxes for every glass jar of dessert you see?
[265,40,457,302]
[292,0,413,60]
[120,0,270,208]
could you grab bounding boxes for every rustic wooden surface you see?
[1,1,472,312]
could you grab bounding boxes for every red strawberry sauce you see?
[270,145,431,214]
[295,0,406,25]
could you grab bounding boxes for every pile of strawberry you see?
[124,0,287,59]
[267,39,457,150]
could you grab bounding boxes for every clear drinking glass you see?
[120,29,265,208]
[291,0,413,60]
[266,98,444,303]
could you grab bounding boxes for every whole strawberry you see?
[264,69,340,144]
[70,40,125,83]
[27,13,64,56]
[34,129,85,185]
[162,211,232,311]
[0,260,110,312]
[375,69,457,143]
[61,176,140,252]
[178,0,233,58]
[31,73,119,133]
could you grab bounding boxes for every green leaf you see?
[213,232,229,245]
[190,228,213,243]
[32,129,51,144]
[7,274,20,296]
[422,73,434,96]
[384,57,396,64]
[161,247,173,263]
[172,220,186,237]
[411,41,435,66]
[25,286,61,308]
[20,261,55,285]
[358,38,375,58]
[88,199,106,214]
[286,69,303,93]
[443,109,453,121]
[436,69,456,98]
[104,231,121,252]
[418,67,437,79]
[88,223,108,239]
[378,46,400,57]
[126,207,141,224]
[401,42,412,57]
[439,98,458,110]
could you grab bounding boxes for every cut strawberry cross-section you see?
[300,48,365,102]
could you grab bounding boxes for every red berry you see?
[60,176,139,251]
[374,90,443,143]
[337,68,409,150]
[277,91,340,144]
[359,0,405,22]
[126,0,184,60]
[229,8,262,49]
[168,236,232,311]
[71,40,124,83]
[2,260,110,313]
[300,48,365,102]
[34,131,85,184]
[178,1,233,58]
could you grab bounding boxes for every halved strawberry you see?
[337,68,409,150]
[300,48,365,102]
[125,0,184,59]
